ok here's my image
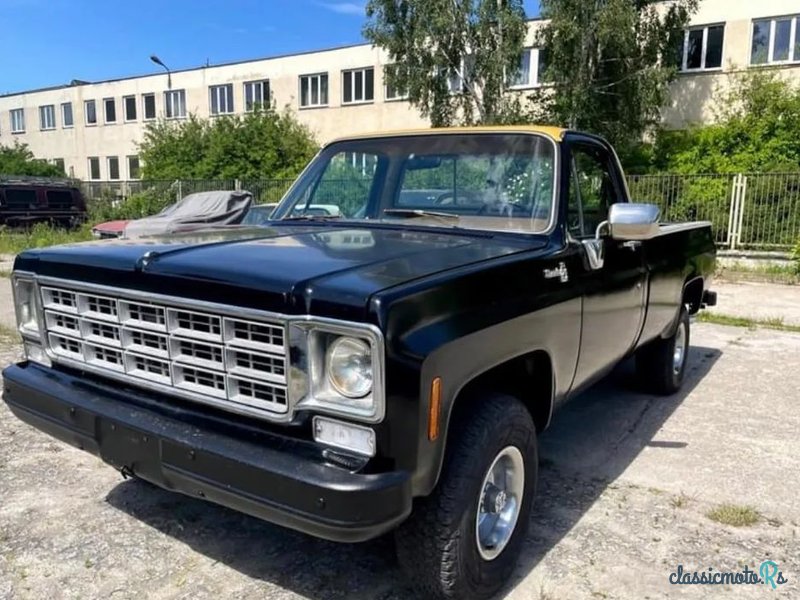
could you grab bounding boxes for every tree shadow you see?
[105,344,720,599]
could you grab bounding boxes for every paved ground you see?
[706,280,800,326]
[1,277,798,598]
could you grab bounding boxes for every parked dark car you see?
[3,126,716,599]
[0,177,87,227]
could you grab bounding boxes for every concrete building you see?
[1,0,799,181]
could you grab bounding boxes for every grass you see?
[670,492,691,509]
[697,312,800,333]
[0,223,94,256]
[716,261,799,285]
[706,503,760,527]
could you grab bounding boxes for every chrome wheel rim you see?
[673,320,687,375]
[475,446,525,561]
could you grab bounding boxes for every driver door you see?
[567,138,647,390]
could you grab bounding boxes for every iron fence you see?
[77,173,800,250]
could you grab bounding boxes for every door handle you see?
[621,240,641,250]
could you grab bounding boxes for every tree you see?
[363,0,529,126]
[531,0,697,154]
[0,142,65,177]
[137,107,319,180]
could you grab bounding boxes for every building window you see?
[124,95,137,121]
[88,157,101,180]
[10,108,25,133]
[104,98,117,123]
[509,48,549,88]
[107,157,120,180]
[85,100,97,125]
[299,73,328,108]
[751,16,800,65]
[127,155,141,180]
[680,24,724,71]
[210,84,234,115]
[384,67,408,101]
[244,80,270,111]
[62,102,73,128]
[143,93,156,120]
[39,105,56,130]
[53,158,65,174]
[165,89,186,119]
[343,67,374,104]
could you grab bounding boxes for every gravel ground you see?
[1,322,798,599]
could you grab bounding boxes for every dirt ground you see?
[0,279,798,599]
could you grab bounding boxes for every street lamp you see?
[150,54,172,89]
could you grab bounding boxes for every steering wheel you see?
[433,191,456,206]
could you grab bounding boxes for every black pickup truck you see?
[3,127,716,599]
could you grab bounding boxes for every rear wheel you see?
[636,306,690,395]
[395,395,537,599]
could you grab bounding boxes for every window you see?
[342,67,374,104]
[61,102,73,128]
[299,73,328,107]
[384,66,408,100]
[85,100,97,125]
[164,89,186,119]
[244,80,270,111]
[567,144,620,238]
[46,190,72,207]
[209,84,234,115]
[10,108,25,133]
[39,105,56,130]
[123,95,137,121]
[107,156,120,180]
[751,16,800,64]
[53,158,65,173]
[127,155,140,179]
[88,157,101,180]
[142,93,156,120]
[509,48,549,88]
[104,98,117,123]
[680,24,724,71]
[6,189,36,206]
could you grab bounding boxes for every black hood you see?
[16,224,548,320]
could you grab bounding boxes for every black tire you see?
[395,395,537,600]
[636,306,690,395]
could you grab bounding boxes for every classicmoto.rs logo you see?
[668,561,789,589]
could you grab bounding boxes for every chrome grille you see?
[40,284,290,419]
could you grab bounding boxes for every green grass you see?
[697,312,800,333]
[716,261,799,285]
[0,223,94,256]
[706,504,760,527]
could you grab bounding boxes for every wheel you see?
[395,395,537,599]
[636,306,690,395]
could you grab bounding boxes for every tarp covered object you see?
[123,190,253,238]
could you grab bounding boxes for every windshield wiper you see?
[382,209,460,225]
[278,213,342,222]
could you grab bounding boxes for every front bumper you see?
[2,363,412,543]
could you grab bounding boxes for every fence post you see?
[234,179,242,191]
[727,173,744,250]
[736,174,748,249]
[176,179,183,203]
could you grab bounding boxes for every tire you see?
[636,306,690,395]
[395,394,537,600]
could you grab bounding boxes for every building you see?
[1,0,799,181]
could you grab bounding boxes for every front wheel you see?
[636,306,690,395]
[395,395,537,599]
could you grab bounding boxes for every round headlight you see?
[326,337,373,398]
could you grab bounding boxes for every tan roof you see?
[330,124,568,144]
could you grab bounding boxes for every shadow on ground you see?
[105,345,721,599]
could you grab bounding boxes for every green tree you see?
[138,107,319,180]
[0,142,65,177]
[363,0,529,126]
[531,0,697,154]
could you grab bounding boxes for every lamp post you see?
[150,54,172,89]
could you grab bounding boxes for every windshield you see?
[273,133,557,234]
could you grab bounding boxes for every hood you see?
[16,224,548,320]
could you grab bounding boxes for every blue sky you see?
[0,0,540,95]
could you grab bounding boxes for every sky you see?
[0,0,540,95]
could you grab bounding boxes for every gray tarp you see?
[123,190,253,238]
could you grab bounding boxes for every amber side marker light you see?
[428,376,442,441]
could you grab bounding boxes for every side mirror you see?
[606,203,660,241]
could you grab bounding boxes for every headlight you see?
[12,276,41,339]
[326,336,372,398]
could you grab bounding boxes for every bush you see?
[0,222,93,255]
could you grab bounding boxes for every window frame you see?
[123,95,138,122]
[750,15,800,65]
[107,156,120,181]
[342,67,375,105]
[209,83,235,116]
[244,80,270,112]
[88,157,101,181]
[10,108,25,134]
[298,73,329,108]
[142,93,157,120]
[127,155,141,180]
[61,102,74,128]
[39,104,56,131]
[508,47,550,89]
[384,66,409,101]
[103,97,117,124]
[84,100,97,126]
[679,23,726,72]
[164,89,187,119]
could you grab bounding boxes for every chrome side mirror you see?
[606,203,660,241]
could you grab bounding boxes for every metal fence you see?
[79,173,800,250]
